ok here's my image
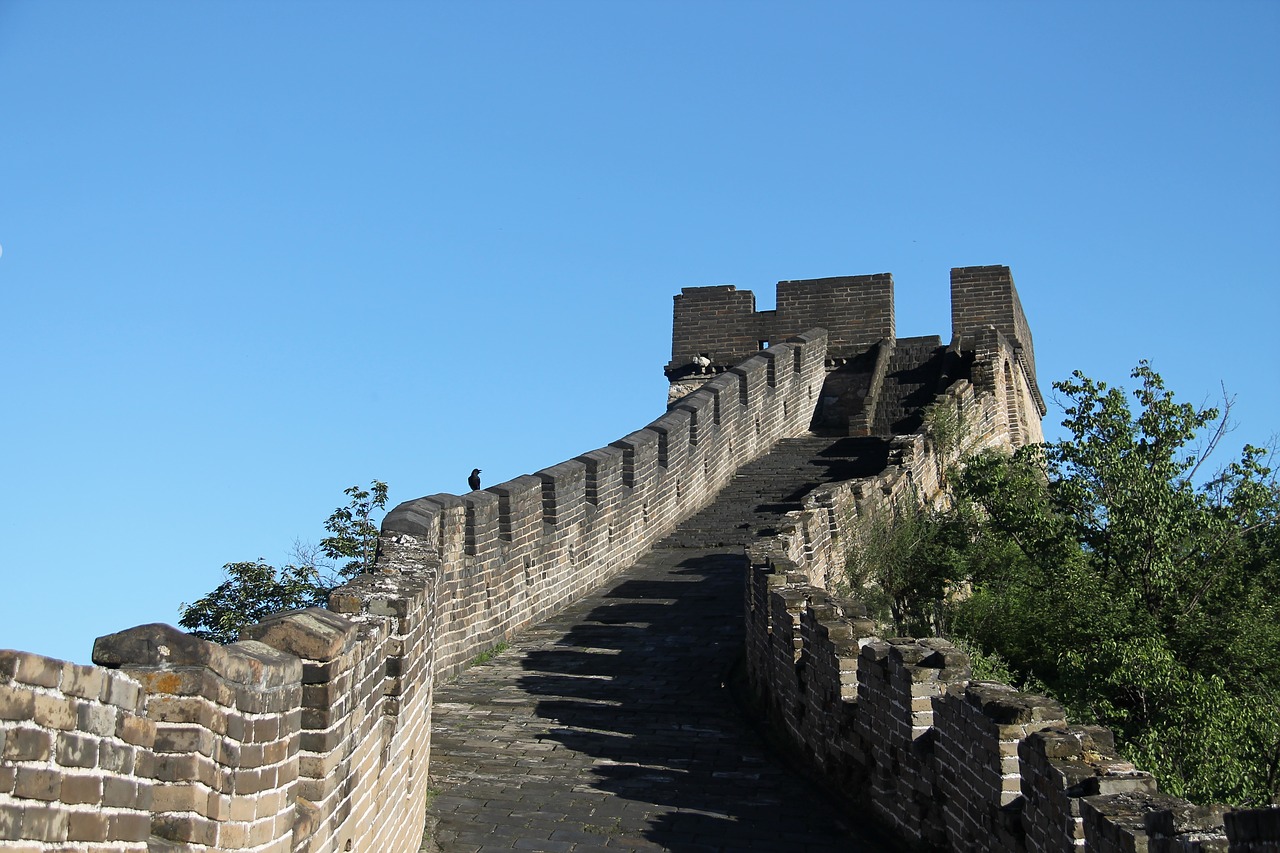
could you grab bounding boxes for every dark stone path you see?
[424,436,895,853]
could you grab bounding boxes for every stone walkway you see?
[424,437,895,852]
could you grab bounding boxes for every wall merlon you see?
[575,446,624,508]
[488,475,543,544]
[674,386,716,434]
[648,408,691,468]
[611,429,660,491]
[462,490,500,558]
[381,497,444,540]
[536,460,587,528]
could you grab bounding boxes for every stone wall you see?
[1,329,830,852]
[741,334,1276,851]
[668,272,897,377]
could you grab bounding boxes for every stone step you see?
[657,434,888,549]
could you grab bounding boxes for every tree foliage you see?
[179,481,388,644]
[847,364,1280,805]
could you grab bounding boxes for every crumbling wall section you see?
[739,341,1271,852]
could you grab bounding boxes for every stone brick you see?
[67,809,110,842]
[32,693,77,730]
[18,803,68,842]
[14,767,62,801]
[60,662,107,700]
[61,773,104,805]
[0,682,35,720]
[151,783,200,813]
[0,802,19,840]
[56,731,100,767]
[102,777,140,808]
[11,652,62,689]
[99,739,136,773]
[108,811,151,842]
[3,727,52,761]
[152,811,216,846]
[116,711,155,746]
[76,700,117,736]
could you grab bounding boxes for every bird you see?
[468,468,482,491]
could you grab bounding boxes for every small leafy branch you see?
[179,480,389,644]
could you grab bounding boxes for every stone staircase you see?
[657,434,889,549]
[872,335,947,436]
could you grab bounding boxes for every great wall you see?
[2,266,1276,851]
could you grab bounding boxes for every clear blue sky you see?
[1,2,1276,664]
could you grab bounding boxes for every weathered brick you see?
[60,663,107,700]
[116,712,155,747]
[108,810,151,841]
[0,801,19,840]
[13,653,62,689]
[67,809,110,842]
[32,693,77,730]
[76,700,117,736]
[14,767,62,801]
[61,773,103,805]
[18,802,68,841]
[3,727,52,762]
[102,776,140,808]
[55,731,100,768]
[0,682,35,720]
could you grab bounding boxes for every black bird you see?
[468,468,482,491]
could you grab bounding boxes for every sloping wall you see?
[0,330,830,852]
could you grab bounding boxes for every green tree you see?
[319,480,389,581]
[179,480,389,644]
[177,559,327,644]
[949,364,1280,805]
[845,495,974,637]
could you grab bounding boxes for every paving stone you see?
[426,435,894,852]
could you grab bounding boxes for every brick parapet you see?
[667,275,893,381]
[0,650,155,850]
[90,623,303,851]
[934,682,1067,852]
[384,329,829,687]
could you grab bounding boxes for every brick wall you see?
[951,264,1039,391]
[1,327,829,852]
[667,273,896,381]
[775,274,895,357]
[0,652,154,850]
[383,328,829,682]
[669,284,768,371]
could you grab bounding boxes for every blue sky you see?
[1,2,1276,664]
